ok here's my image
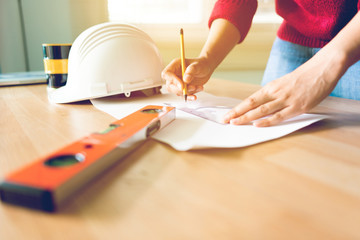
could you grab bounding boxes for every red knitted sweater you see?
[209,0,360,48]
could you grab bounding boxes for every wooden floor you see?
[1,80,360,239]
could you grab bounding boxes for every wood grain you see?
[1,80,360,240]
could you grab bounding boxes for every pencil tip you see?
[180,28,183,34]
[184,95,187,102]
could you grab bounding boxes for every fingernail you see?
[223,115,230,123]
[184,74,192,83]
[188,95,196,101]
[253,120,267,128]
[230,119,237,125]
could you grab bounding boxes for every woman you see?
[161,0,360,127]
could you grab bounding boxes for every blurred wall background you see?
[0,0,107,73]
[0,0,279,84]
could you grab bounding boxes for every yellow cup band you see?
[43,59,68,74]
[42,43,72,47]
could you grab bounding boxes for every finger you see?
[187,85,196,93]
[228,100,284,125]
[164,67,184,94]
[186,94,197,101]
[253,107,297,127]
[183,61,209,84]
[223,91,272,123]
[186,84,203,95]
[195,85,204,92]
[166,82,183,96]
[163,69,183,85]
[183,63,197,83]
[162,59,183,83]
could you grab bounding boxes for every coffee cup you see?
[42,43,72,88]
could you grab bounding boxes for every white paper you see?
[91,91,326,151]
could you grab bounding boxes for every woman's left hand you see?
[223,51,344,127]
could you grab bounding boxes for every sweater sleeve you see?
[208,0,258,43]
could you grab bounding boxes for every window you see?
[107,0,280,42]
[108,0,204,24]
[108,0,214,42]
[108,0,280,25]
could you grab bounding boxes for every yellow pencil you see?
[180,28,187,102]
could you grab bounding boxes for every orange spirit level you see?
[0,105,175,212]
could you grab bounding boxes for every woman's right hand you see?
[161,19,241,100]
[161,57,213,101]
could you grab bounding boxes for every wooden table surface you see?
[1,79,360,240]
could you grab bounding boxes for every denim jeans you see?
[262,37,360,100]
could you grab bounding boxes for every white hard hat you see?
[48,22,164,103]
